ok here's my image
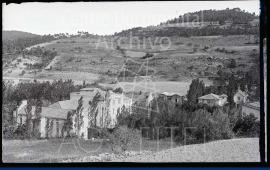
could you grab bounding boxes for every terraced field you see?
[3,35,259,85]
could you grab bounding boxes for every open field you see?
[114,138,260,162]
[2,138,177,163]
[3,137,258,162]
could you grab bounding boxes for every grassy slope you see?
[42,35,258,81]
[2,30,40,41]
[3,34,259,86]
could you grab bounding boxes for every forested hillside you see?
[2,31,56,54]
[2,31,39,41]
[164,8,257,25]
[115,8,259,37]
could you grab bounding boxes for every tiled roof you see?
[41,107,71,119]
[198,93,221,100]
[220,94,228,98]
[59,100,78,110]
[79,87,97,91]
[49,99,78,110]
[160,92,183,96]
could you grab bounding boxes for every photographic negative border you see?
[0,0,269,167]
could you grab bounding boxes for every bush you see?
[141,53,153,59]
[109,126,141,153]
[233,114,260,137]
[113,87,123,94]
[2,125,16,139]
[20,70,26,76]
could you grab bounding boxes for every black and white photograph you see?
[2,1,266,163]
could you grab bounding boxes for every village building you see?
[14,87,133,139]
[233,88,249,105]
[198,93,228,107]
[79,89,133,139]
[159,92,185,105]
[241,101,260,120]
[13,99,72,138]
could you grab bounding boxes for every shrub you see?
[233,114,260,137]
[109,126,141,153]
[141,53,153,59]
[2,125,16,139]
[227,59,236,68]
[20,70,26,76]
[113,87,123,93]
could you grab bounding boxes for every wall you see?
[199,99,216,106]
[41,117,66,138]
[40,117,46,138]
[16,114,27,125]
[234,93,247,104]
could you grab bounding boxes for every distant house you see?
[159,92,185,105]
[242,102,260,120]
[198,93,228,106]
[233,88,248,105]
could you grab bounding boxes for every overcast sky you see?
[2,1,260,35]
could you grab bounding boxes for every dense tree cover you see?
[116,26,259,38]
[117,92,258,145]
[117,96,236,144]
[115,8,259,37]
[2,34,56,54]
[3,80,81,104]
[164,8,257,25]
[213,51,260,101]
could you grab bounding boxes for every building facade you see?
[198,93,228,106]
[14,88,133,140]
[233,88,248,105]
